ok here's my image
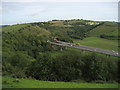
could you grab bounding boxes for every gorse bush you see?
[2,52,34,78]
[82,53,118,82]
[26,52,118,82]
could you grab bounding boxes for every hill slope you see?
[2,20,119,51]
[2,19,119,88]
[86,22,118,40]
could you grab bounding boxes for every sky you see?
[2,0,120,2]
[0,0,119,25]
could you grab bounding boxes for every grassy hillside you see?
[31,19,101,40]
[2,23,31,32]
[86,22,118,37]
[73,37,118,51]
[2,19,119,88]
[3,77,118,88]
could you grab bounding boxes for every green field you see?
[73,37,118,51]
[87,22,118,37]
[2,77,118,88]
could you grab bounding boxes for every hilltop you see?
[2,19,119,50]
[3,19,118,40]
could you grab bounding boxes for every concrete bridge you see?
[49,41,119,57]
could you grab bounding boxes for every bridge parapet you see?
[50,41,119,57]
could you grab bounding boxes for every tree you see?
[4,52,34,78]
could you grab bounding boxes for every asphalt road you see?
[50,41,119,57]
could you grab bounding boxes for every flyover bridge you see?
[50,41,119,57]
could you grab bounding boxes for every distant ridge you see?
[0,25,9,27]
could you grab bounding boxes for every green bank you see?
[3,77,118,88]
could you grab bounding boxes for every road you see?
[50,41,119,57]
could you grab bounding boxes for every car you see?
[47,40,50,42]
[75,43,80,45]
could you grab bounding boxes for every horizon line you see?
[1,19,118,26]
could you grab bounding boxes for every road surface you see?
[50,41,119,57]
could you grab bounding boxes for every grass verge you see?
[2,76,118,88]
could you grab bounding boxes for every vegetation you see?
[86,22,119,40]
[31,20,101,40]
[3,50,119,82]
[73,37,118,51]
[3,76,118,88]
[2,19,119,88]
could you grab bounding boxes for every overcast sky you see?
[2,0,120,2]
[0,0,119,25]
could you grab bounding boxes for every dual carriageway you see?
[49,40,119,57]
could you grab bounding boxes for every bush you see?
[3,52,34,78]
[52,52,84,81]
[82,53,118,82]
[27,51,84,82]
